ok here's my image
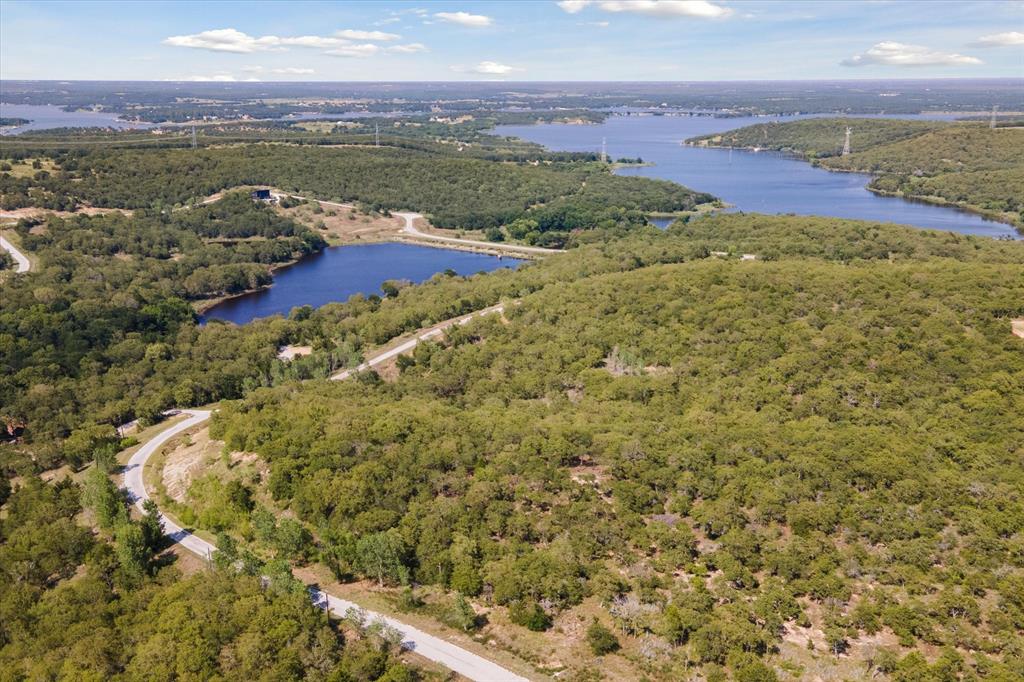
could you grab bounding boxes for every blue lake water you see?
[494,114,1019,239]
[201,242,523,324]
[0,103,155,135]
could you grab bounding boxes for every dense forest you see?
[3,155,1024,679]
[0,470,420,680]
[0,193,325,466]
[688,119,1024,230]
[80,213,1019,681]
[0,143,715,239]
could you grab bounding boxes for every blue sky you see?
[1,0,1022,81]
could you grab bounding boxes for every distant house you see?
[251,188,273,202]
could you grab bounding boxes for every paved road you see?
[395,211,563,256]
[122,412,528,681]
[331,304,505,380]
[277,192,561,257]
[0,235,31,273]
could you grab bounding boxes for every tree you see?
[509,600,552,632]
[586,619,620,655]
[83,466,126,530]
[115,521,150,584]
[139,499,164,554]
[356,530,409,586]
[446,595,479,632]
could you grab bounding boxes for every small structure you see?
[251,188,274,202]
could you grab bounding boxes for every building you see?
[251,188,273,202]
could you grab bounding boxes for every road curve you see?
[395,211,563,257]
[0,235,31,273]
[123,414,528,682]
[277,192,562,257]
[331,304,505,380]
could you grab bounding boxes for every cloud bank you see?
[842,42,982,67]
[435,11,494,27]
[970,31,1024,47]
[163,28,402,56]
[557,0,732,19]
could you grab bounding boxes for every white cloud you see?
[388,43,428,53]
[174,73,259,82]
[842,41,982,67]
[325,44,381,58]
[435,11,494,27]
[335,29,400,41]
[970,31,1024,47]
[591,1,732,18]
[471,60,522,74]
[232,65,316,76]
[278,35,346,49]
[164,28,405,55]
[164,28,283,53]
[557,0,591,12]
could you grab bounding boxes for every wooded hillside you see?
[688,119,1024,230]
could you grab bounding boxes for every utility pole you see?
[601,137,607,163]
[842,126,851,156]
[191,124,197,150]
[375,122,380,147]
[990,105,998,129]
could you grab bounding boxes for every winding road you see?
[0,235,31,273]
[277,192,562,257]
[330,303,505,380]
[394,211,563,256]
[123,371,529,681]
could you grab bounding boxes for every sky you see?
[1,0,1022,81]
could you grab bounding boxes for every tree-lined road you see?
[395,211,563,256]
[0,234,31,273]
[123,407,529,680]
[330,303,505,380]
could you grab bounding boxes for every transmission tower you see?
[375,123,380,147]
[191,125,197,150]
[842,127,851,156]
[990,105,998,129]
[601,137,607,163]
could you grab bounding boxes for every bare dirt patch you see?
[0,206,132,221]
[277,344,313,361]
[162,427,219,503]
[276,200,404,244]
[1012,319,1024,339]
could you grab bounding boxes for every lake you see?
[494,114,1019,239]
[201,242,523,324]
[0,103,154,135]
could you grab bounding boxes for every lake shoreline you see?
[683,140,1022,235]
[495,114,1019,239]
[200,241,524,324]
